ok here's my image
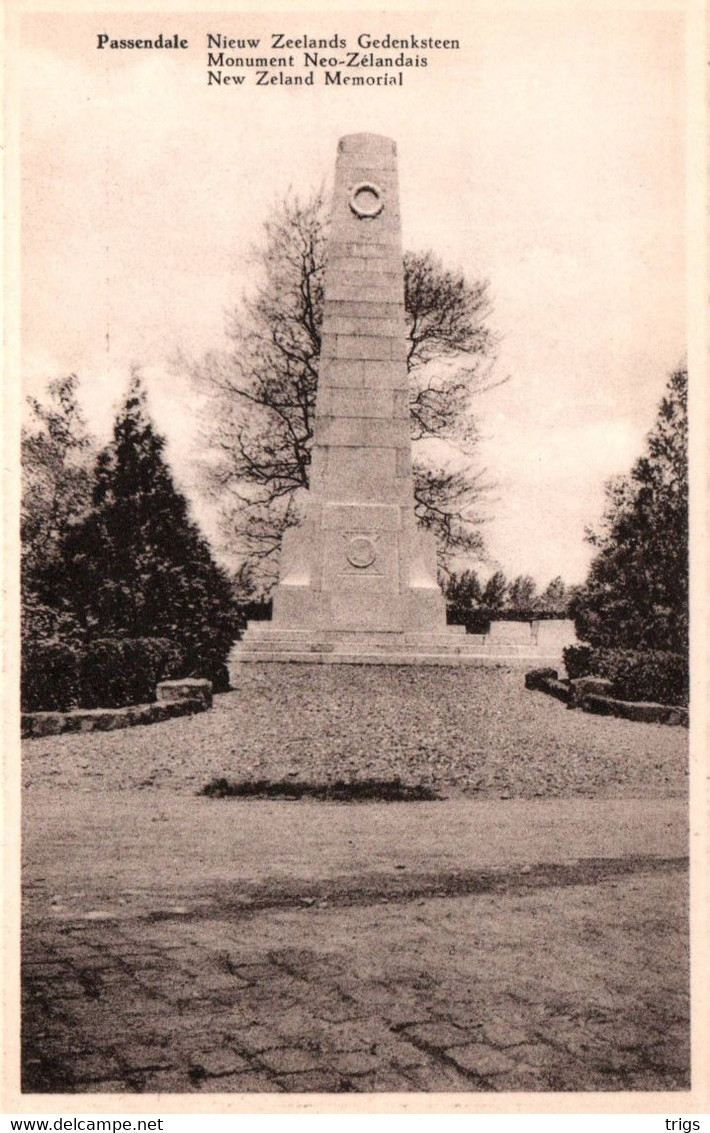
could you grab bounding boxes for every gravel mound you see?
[23,665,688,799]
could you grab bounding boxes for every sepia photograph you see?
[6,0,706,1114]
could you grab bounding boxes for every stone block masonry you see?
[233,132,451,660]
[22,680,212,739]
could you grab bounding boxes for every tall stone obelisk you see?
[270,133,447,639]
[233,134,564,665]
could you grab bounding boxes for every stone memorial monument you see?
[233,134,561,666]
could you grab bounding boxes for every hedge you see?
[562,645,593,681]
[22,637,185,713]
[446,606,568,635]
[21,642,81,713]
[79,638,184,709]
[562,645,688,707]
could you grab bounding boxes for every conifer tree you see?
[481,570,508,610]
[21,374,95,644]
[572,367,688,653]
[55,375,239,688]
[506,575,538,612]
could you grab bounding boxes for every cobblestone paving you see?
[22,863,689,1095]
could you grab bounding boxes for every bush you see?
[524,667,558,690]
[563,645,688,706]
[595,649,688,707]
[563,644,593,680]
[178,631,235,693]
[237,599,272,623]
[21,642,81,712]
[448,606,570,635]
[120,638,185,704]
[79,637,185,708]
[21,592,85,651]
[447,605,493,634]
[200,777,441,802]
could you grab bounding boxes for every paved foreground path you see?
[22,795,689,1095]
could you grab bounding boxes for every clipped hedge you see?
[21,642,81,713]
[447,606,570,635]
[562,645,593,681]
[22,637,185,713]
[79,638,185,708]
[562,645,688,707]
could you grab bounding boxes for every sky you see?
[20,7,686,586]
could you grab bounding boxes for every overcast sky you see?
[21,8,686,585]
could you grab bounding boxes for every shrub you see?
[594,649,688,707]
[448,605,492,635]
[449,606,572,635]
[122,638,184,703]
[563,645,688,706]
[177,627,236,693]
[237,599,272,623]
[21,642,81,712]
[79,637,185,708]
[562,644,593,680]
[524,667,558,691]
[79,640,122,708]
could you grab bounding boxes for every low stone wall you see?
[525,669,688,727]
[489,618,577,649]
[524,668,571,703]
[22,678,213,740]
[156,678,213,709]
[582,693,688,727]
[568,676,614,706]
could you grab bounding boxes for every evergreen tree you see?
[506,575,538,613]
[54,375,239,689]
[538,576,569,615]
[572,367,688,653]
[444,569,483,622]
[21,374,96,645]
[481,570,508,610]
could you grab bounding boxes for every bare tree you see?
[189,188,502,594]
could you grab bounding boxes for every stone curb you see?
[524,669,570,702]
[156,678,213,708]
[22,692,209,740]
[581,693,688,727]
[525,670,688,727]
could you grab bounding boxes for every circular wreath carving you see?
[346,536,377,569]
[349,182,384,219]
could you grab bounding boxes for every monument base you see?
[230,506,565,670]
[266,504,449,636]
[229,621,565,672]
